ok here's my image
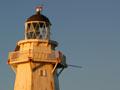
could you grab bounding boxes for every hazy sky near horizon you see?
[0,0,120,90]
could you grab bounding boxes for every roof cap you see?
[26,6,51,26]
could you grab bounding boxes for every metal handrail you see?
[8,50,63,62]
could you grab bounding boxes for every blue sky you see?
[0,0,120,90]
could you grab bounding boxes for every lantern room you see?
[25,6,51,40]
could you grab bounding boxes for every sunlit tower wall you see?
[8,7,67,90]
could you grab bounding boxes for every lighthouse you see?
[8,7,67,90]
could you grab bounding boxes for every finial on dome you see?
[35,6,43,13]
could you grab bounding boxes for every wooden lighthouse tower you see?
[8,7,67,90]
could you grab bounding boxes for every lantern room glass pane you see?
[26,22,50,39]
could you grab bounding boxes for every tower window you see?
[40,70,47,77]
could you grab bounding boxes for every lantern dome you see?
[26,8,51,26]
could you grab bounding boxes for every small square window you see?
[40,70,47,77]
